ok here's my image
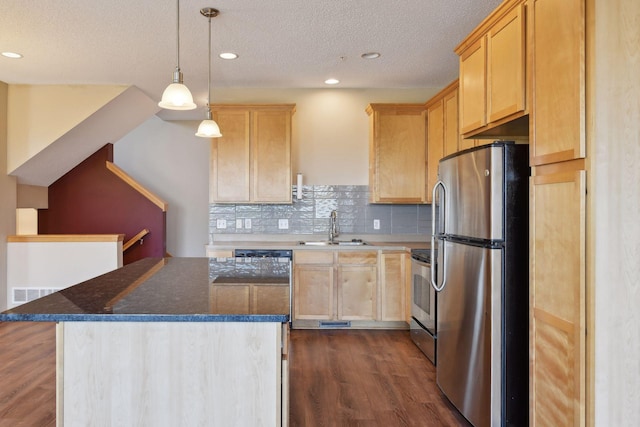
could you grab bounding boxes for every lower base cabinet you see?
[378,251,409,322]
[293,251,334,321]
[337,251,378,321]
[292,249,408,328]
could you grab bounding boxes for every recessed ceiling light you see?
[324,78,340,85]
[361,52,381,59]
[219,52,238,60]
[2,51,23,59]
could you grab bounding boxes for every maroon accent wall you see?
[38,144,166,265]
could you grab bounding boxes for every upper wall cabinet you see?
[425,80,459,203]
[530,0,586,165]
[366,104,427,204]
[210,104,295,204]
[456,0,528,139]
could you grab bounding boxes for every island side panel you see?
[58,321,282,427]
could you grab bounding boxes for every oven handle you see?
[430,180,446,292]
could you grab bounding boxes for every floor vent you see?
[12,288,60,305]
[319,321,351,328]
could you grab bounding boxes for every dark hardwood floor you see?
[0,322,468,426]
[289,329,470,427]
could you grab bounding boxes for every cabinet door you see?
[368,105,426,203]
[379,252,406,322]
[210,284,251,314]
[531,0,585,165]
[443,88,461,157]
[252,110,292,203]
[427,100,444,203]
[530,167,586,426]
[210,110,251,202]
[487,4,526,123]
[253,285,290,315]
[337,265,377,321]
[459,38,487,134]
[293,264,334,320]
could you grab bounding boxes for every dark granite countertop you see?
[0,257,290,323]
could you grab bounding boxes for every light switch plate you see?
[373,219,380,230]
[244,219,252,229]
[216,219,227,229]
[235,219,243,229]
[278,219,289,229]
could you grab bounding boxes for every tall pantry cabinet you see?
[528,0,587,425]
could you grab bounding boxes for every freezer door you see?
[438,145,504,241]
[436,240,502,427]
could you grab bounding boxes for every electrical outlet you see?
[244,218,252,229]
[373,219,380,230]
[216,219,227,229]
[236,219,243,229]
[278,219,289,229]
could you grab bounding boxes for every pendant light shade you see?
[196,113,222,137]
[196,7,222,138]
[159,0,196,110]
[159,82,196,110]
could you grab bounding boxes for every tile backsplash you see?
[209,185,432,240]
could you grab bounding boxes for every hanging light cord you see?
[174,0,182,79]
[206,13,211,113]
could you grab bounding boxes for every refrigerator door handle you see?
[431,180,447,292]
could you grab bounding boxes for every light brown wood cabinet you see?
[530,0,585,165]
[378,251,408,322]
[366,104,427,203]
[209,104,295,203]
[294,250,378,322]
[293,249,408,328]
[293,251,334,321]
[337,251,377,321]
[425,81,459,203]
[527,0,587,424]
[443,87,462,157]
[530,164,586,426]
[456,0,528,138]
[210,282,289,315]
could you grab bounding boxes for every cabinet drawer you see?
[294,250,334,264]
[337,251,378,265]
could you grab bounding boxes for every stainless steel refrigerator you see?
[430,142,529,427]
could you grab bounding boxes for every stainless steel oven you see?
[410,249,436,364]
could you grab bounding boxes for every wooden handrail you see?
[123,229,149,252]
[105,161,168,211]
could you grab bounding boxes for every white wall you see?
[114,117,211,257]
[115,87,439,256]
[6,85,127,173]
[7,238,123,308]
[0,81,16,312]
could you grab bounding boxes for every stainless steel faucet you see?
[329,210,339,243]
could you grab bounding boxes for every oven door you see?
[411,258,436,333]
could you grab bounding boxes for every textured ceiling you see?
[0,0,501,116]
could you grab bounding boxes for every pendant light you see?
[196,7,222,138]
[159,0,197,110]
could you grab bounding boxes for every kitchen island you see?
[0,257,290,427]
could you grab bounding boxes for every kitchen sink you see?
[298,239,368,246]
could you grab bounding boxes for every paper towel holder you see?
[296,173,303,200]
